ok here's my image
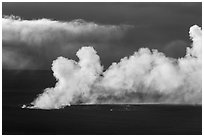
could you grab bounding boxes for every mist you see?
[27,25,202,109]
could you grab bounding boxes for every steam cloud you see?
[27,25,202,109]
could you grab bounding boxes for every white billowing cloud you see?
[32,47,103,109]
[26,25,202,109]
[3,15,132,69]
[187,25,202,58]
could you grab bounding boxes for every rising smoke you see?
[27,25,202,109]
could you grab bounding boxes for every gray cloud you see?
[3,48,33,69]
[163,40,189,58]
[3,15,132,69]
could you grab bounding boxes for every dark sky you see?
[2,2,202,70]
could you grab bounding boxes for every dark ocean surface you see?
[2,70,202,135]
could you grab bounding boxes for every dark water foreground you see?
[3,103,202,135]
[2,70,202,135]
